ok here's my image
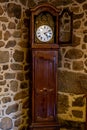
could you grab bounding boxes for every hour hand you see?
[44,32,48,38]
[44,32,51,39]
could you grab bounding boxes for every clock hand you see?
[44,32,51,39]
[44,32,48,37]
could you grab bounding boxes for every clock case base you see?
[30,122,60,130]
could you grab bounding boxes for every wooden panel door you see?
[32,51,58,122]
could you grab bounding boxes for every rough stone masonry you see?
[0,0,87,130]
[0,0,30,130]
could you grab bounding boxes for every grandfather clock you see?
[29,3,59,130]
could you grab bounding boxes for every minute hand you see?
[44,32,50,39]
[44,32,48,36]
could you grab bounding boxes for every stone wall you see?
[0,0,87,130]
[30,0,87,130]
[56,0,87,129]
[30,0,87,129]
[0,0,30,130]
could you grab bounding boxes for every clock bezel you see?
[36,25,53,42]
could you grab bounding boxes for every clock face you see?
[36,25,53,42]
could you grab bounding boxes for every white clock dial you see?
[36,25,53,42]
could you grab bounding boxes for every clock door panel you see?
[33,51,57,122]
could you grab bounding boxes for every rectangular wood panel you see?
[33,51,57,122]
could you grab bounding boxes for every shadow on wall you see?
[57,69,87,130]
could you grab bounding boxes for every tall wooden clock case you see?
[29,3,59,130]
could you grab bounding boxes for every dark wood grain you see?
[29,3,60,130]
